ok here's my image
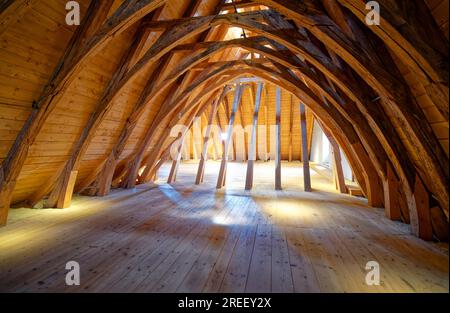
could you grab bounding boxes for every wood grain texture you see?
[0,161,447,292]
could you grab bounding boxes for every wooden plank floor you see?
[0,161,448,293]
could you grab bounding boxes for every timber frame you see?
[0,0,448,242]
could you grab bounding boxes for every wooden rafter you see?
[337,0,449,120]
[251,0,448,212]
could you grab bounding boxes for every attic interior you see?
[0,0,448,293]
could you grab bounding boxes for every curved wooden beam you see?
[246,1,448,212]
[125,12,434,207]
[1,2,445,237]
[138,85,233,184]
[131,61,384,207]
[46,0,219,205]
[120,64,247,188]
[336,0,448,120]
[45,11,420,210]
[141,60,441,239]
[133,36,416,211]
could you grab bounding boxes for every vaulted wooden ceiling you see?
[0,0,448,241]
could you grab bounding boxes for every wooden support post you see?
[275,87,282,190]
[300,102,311,192]
[430,206,449,241]
[307,113,314,160]
[288,94,294,162]
[48,170,78,209]
[223,96,236,161]
[196,99,220,184]
[238,99,248,161]
[168,91,219,184]
[264,87,269,161]
[83,152,118,196]
[217,84,243,189]
[245,83,263,190]
[383,162,402,221]
[330,138,347,194]
[412,174,433,240]
[167,133,184,184]
[0,182,14,226]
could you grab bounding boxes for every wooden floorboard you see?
[0,161,448,293]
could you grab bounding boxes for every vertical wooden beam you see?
[222,96,236,161]
[288,94,294,162]
[383,162,402,221]
[300,102,311,192]
[191,118,200,160]
[167,133,184,184]
[330,140,347,194]
[245,83,263,190]
[319,117,346,193]
[152,149,172,182]
[412,174,433,240]
[168,90,220,184]
[275,87,282,190]
[307,111,314,159]
[0,182,13,226]
[193,86,232,184]
[264,86,269,161]
[138,87,223,185]
[217,84,243,189]
[196,99,220,184]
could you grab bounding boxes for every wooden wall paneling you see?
[0,0,116,223]
[329,135,347,194]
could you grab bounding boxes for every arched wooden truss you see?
[0,0,448,241]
